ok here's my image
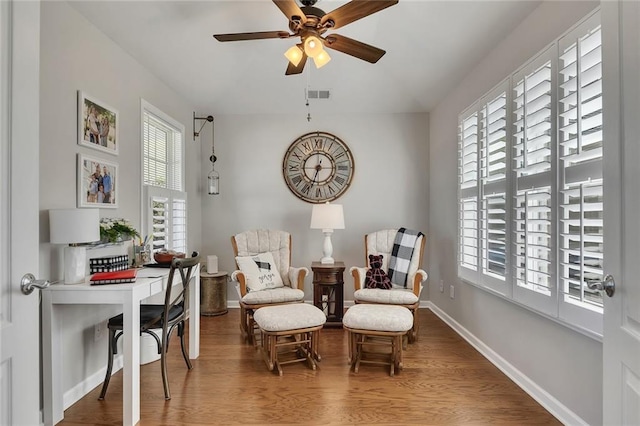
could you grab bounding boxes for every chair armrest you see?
[288,266,309,290]
[409,269,429,297]
[350,266,368,291]
[230,270,248,297]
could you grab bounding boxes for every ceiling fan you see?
[213,0,398,75]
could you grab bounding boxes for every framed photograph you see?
[77,91,118,155]
[77,154,118,208]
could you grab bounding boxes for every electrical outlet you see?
[439,280,444,293]
[94,322,104,342]
[449,284,455,299]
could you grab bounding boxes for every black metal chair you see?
[98,253,200,400]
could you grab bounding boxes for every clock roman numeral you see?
[288,163,300,172]
[313,138,323,150]
[333,150,346,160]
[301,183,311,195]
[335,175,346,186]
[301,140,312,153]
[291,174,302,185]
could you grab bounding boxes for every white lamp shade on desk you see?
[49,209,100,284]
[310,202,345,264]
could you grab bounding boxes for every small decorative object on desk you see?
[154,250,185,265]
[99,218,139,243]
[133,245,150,268]
[90,254,129,273]
[90,268,137,285]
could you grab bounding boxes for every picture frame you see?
[77,154,118,208]
[77,91,118,155]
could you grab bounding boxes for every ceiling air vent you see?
[306,89,331,100]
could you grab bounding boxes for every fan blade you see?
[273,0,307,25]
[321,0,398,30]
[324,34,386,63]
[214,31,290,42]
[285,53,308,75]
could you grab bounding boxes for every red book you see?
[90,269,137,285]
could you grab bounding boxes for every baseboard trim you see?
[426,302,587,426]
[63,355,123,410]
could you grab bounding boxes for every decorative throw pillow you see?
[235,252,284,292]
[365,254,392,290]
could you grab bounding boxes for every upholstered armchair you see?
[231,229,308,345]
[350,229,428,342]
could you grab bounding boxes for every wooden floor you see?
[59,308,560,425]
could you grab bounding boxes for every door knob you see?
[587,274,615,297]
[20,273,52,295]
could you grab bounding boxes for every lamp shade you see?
[49,208,100,244]
[313,50,331,69]
[284,45,304,66]
[310,203,345,230]
[304,35,324,58]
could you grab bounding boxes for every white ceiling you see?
[68,0,542,115]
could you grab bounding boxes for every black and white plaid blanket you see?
[388,228,424,288]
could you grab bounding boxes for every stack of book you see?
[89,255,129,273]
[90,269,137,285]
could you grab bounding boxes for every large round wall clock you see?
[282,131,355,204]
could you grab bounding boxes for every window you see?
[458,83,509,295]
[457,10,603,335]
[141,100,187,253]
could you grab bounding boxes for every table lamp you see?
[310,202,345,264]
[49,208,100,284]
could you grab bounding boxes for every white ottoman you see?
[254,303,326,375]
[343,304,413,376]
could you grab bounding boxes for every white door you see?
[0,1,41,425]
[602,1,640,424]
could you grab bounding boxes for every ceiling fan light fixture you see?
[313,50,331,69]
[304,35,323,58]
[284,44,304,66]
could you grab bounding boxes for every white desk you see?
[41,266,200,426]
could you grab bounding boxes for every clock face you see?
[282,131,355,203]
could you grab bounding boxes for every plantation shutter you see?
[172,197,187,254]
[512,49,556,315]
[557,14,604,330]
[455,9,603,335]
[150,194,169,252]
[458,109,479,277]
[480,87,508,287]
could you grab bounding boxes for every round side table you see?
[200,270,228,316]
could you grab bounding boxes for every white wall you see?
[38,1,201,403]
[200,112,429,303]
[428,1,601,425]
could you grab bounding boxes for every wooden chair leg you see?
[247,310,258,347]
[409,307,419,343]
[240,305,248,337]
[98,328,116,400]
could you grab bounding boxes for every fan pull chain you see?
[305,63,312,122]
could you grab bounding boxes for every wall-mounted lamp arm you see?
[193,112,214,140]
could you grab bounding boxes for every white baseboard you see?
[426,302,587,426]
[63,355,123,410]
